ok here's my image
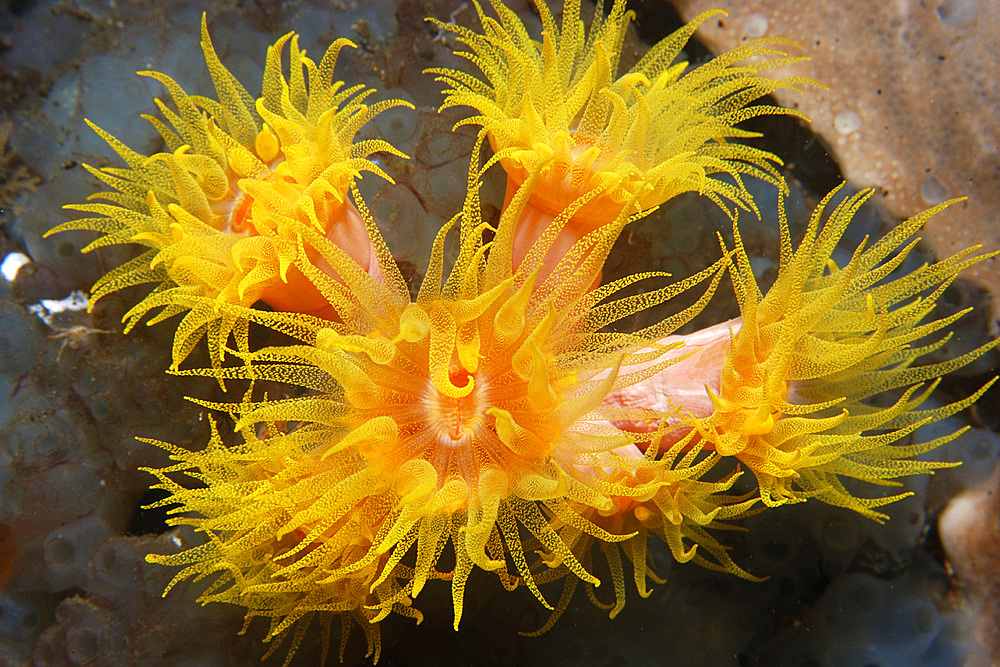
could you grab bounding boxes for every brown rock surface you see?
[939,463,1000,661]
[669,0,1000,321]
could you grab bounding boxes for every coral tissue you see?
[49,1,996,663]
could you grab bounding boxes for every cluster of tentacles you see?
[50,1,996,663]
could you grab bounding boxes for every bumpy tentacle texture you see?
[694,187,999,518]
[429,0,814,228]
[142,418,419,666]
[509,187,1000,630]
[48,15,411,369]
[140,138,749,655]
[524,434,759,635]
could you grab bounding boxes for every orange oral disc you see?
[228,192,255,234]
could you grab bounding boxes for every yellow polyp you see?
[693,186,999,517]
[51,15,412,369]
[255,122,280,162]
[429,0,817,218]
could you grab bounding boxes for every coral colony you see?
[48,0,996,663]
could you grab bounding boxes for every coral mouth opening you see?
[227,191,254,233]
[425,370,489,449]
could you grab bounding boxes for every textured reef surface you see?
[672,0,1000,326]
[0,1,998,666]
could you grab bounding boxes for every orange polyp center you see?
[446,369,473,441]
[371,346,566,512]
[426,369,488,447]
[449,398,465,441]
[228,191,255,233]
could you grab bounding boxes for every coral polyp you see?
[48,16,411,369]
[697,187,999,517]
[430,0,813,220]
[45,1,997,664]
[142,144,741,659]
[428,0,815,287]
[142,421,409,664]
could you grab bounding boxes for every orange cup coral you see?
[141,144,739,662]
[429,0,815,280]
[696,187,998,516]
[48,16,411,370]
[47,2,997,664]
[529,189,998,629]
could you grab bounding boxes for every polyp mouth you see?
[424,369,489,449]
